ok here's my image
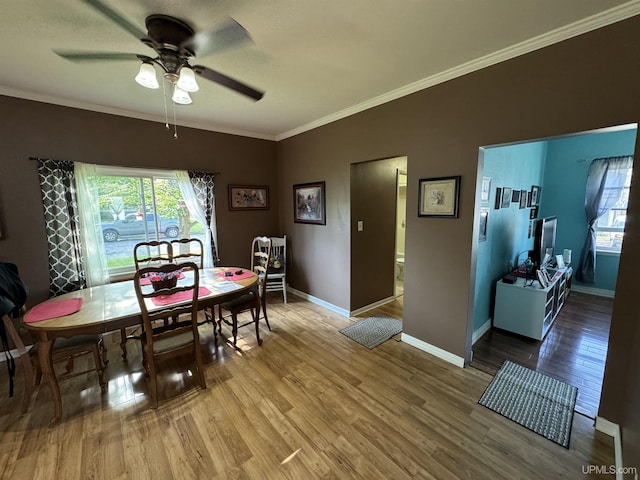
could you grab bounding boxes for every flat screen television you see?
[532,216,557,270]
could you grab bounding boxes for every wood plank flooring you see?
[0,293,614,479]
[471,290,613,419]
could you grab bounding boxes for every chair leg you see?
[120,328,128,360]
[282,278,287,304]
[231,313,238,347]
[253,308,262,346]
[145,345,158,409]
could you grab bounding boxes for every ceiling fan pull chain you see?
[162,79,170,131]
[172,102,178,139]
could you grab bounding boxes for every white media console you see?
[493,267,573,340]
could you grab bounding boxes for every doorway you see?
[350,156,407,314]
[468,123,637,419]
[395,170,407,298]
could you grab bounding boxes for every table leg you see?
[37,335,62,426]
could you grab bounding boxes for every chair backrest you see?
[251,237,272,290]
[170,238,204,269]
[133,241,173,271]
[269,236,286,274]
[133,262,200,342]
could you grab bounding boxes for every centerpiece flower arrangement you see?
[148,269,182,291]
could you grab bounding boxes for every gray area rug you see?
[339,316,402,349]
[479,360,578,448]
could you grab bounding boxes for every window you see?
[595,166,632,254]
[90,166,205,276]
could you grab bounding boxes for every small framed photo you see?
[494,187,502,209]
[529,185,541,207]
[418,176,460,218]
[479,207,489,242]
[228,185,270,211]
[481,176,491,204]
[294,181,326,225]
[519,190,528,209]
[501,187,512,208]
[511,189,520,203]
[530,206,539,219]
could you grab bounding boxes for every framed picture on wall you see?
[418,176,460,217]
[228,185,270,210]
[519,190,528,209]
[530,206,539,219]
[511,189,520,203]
[529,185,541,207]
[479,207,489,242]
[495,187,502,209]
[293,181,326,224]
[481,176,491,204]
[501,187,512,208]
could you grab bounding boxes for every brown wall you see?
[351,157,406,311]
[277,14,640,461]
[0,96,278,304]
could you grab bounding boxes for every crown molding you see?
[276,1,640,141]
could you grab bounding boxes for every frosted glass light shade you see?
[177,66,199,92]
[135,62,159,89]
[172,85,192,105]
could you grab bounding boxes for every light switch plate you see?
[357,220,363,232]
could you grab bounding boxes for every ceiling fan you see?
[54,0,264,103]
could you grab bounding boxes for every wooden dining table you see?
[24,266,258,426]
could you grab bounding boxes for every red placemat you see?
[217,270,255,280]
[24,298,83,323]
[151,287,211,306]
[139,271,185,285]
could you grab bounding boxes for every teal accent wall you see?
[473,127,637,336]
[473,142,546,331]
[541,129,637,291]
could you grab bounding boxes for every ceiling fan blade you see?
[82,0,148,41]
[193,65,264,101]
[54,51,146,63]
[181,18,252,58]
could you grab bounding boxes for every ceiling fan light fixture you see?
[177,66,199,92]
[172,85,192,105]
[135,62,159,89]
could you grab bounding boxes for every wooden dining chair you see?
[133,261,206,408]
[265,235,287,303]
[1,311,108,414]
[170,238,204,268]
[217,236,271,347]
[119,240,175,359]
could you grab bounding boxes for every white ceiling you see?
[2,0,639,140]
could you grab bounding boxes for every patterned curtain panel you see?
[35,159,87,296]
[188,171,219,265]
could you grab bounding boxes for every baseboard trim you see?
[571,285,615,298]
[595,417,624,480]
[401,333,465,368]
[287,287,350,318]
[350,296,396,317]
[472,319,492,345]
